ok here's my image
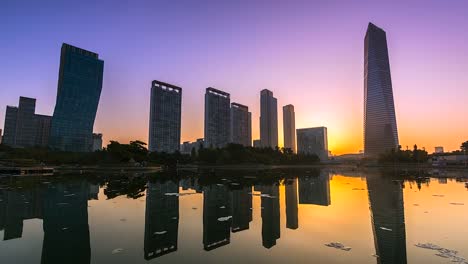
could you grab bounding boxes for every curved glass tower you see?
[364,23,399,157]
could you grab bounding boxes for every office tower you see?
[260,89,278,148]
[296,127,328,161]
[49,43,104,152]
[92,133,103,151]
[283,104,296,153]
[256,183,280,249]
[298,170,331,206]
[366,171,407,264]
[2,97,51,148]
[231,185,252,232]
[364,23,399,157]
[204,88,230,148]
[203,184,231,251]
[0,128,2,144]
[148,80,182,153]
[230,103,252,147]
[144,180,179,260]
[285,178,298,229]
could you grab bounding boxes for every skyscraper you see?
[49,43,104,152]
[230,103,251,147]
[260,89,278,148]
[296,127,328,161]
[148,80,182,153]
[283,104,296,153]
[204,88,230,148]
[2,97,51,148]
[364,23,399,157]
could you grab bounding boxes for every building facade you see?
[230,103,251,147]
[2,97,51,148]
[92,133,103,151]
[253,139,261,148]
[49,43,104,152]
[364,23,399,157]
[260,89,278,148]
[204,88,230,148]
[148,80,182,153]
[296,127,328,161]
[282,104,296,153]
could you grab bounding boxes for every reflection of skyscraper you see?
[285,178,298,229]
[203,184,231,251]
[260,89,278,148]
[148,80,182,153]
[41,180,91,264]
[231,185,252,232]
[256,183,280,249]
[364,23,399,157]
[366,171,407,264]
[49,43,104,152]
[298,170,330,206]
[144,180,179,259]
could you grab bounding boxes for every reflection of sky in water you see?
[0,169,468,263]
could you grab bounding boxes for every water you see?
[1,168,468,264]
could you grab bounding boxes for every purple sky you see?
[1,0,467,154]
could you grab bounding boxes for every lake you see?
[1,168,468,264]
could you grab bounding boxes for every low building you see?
[434,146,444,154]
[180,138,204,154]
[253,139,261,148]
[92,133,103,151]
[296,127,328,161]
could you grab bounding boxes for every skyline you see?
[1,1,468,154]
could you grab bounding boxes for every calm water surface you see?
[1,168,468,264]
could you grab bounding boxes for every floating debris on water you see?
[192,207,197,210]
[217,216,232,222]
[120,218,126,222]
[372,254,379,258]
[450,203,464,206]
[219,206,226,209]
[432,194,445,197]
[164,192,197,197]
[413,204,419,206]
[111,248,124,254]
[415,243,468,263]
[325,242,352,251]
[352,188,365,191]
[380,227,393,232]
[154,231,167,235]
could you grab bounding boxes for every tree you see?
[461,141,468,152]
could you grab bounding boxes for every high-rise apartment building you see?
[260,89,278,148]
[148,80,182,153]
[364,23,399,157]
[204,88,230,148]
[296,127,328,161]
[2,97,51,148]
[49,43,104,152]
[230,103,251,147]
[283,104,296,153]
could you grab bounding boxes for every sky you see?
[1,0,467,155]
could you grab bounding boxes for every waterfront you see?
[1,168,468,264]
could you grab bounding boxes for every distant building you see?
[283,104,296,153]
[0,129,2,144]
[180,138,204,154]
[49,43,104,152]
[434,146,444,154]
[92,133,103,151]
[296,127,328,161]
[260,89,278,148]
[253,139,261,148]
[148,80,182,153]
[364,23,399,157]
[204,88,230,148]
[230,103,252,147]
[2,96,51,148]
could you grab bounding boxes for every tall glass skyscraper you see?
[49,43,104,152]
[364,23,399,157]
[148,80,182,153]
[260,89,278,148]
[204,87,230,148]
